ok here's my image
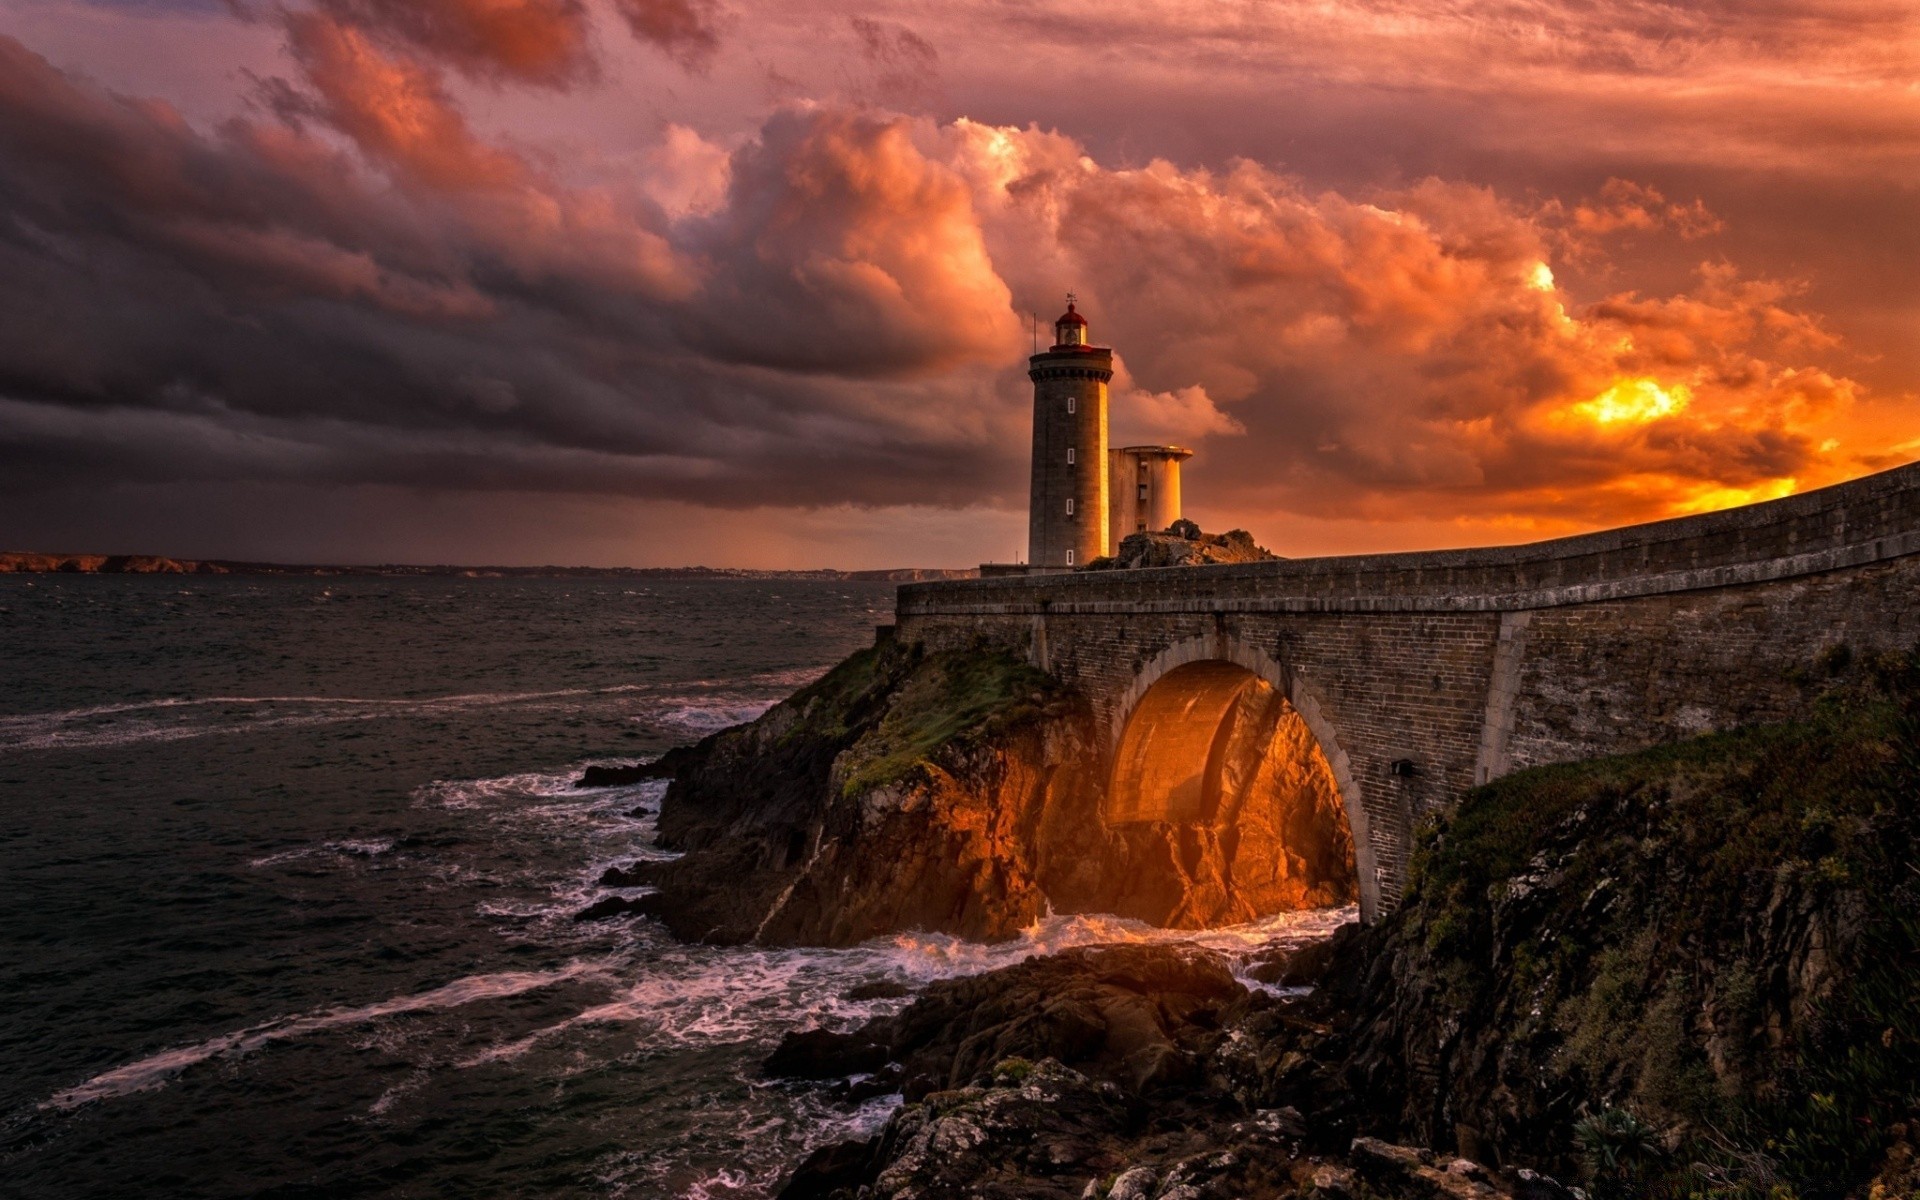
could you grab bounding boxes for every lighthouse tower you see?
[1027,298,1112,568]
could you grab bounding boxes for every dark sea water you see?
[0,575,1348,1199]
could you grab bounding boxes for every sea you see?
[0,575,1351,1199]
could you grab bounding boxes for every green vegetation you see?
[836,648,1062,797]
[1403,651,1920,1199]
[774,643,907,747]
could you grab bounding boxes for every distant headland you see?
[0,552,975,582]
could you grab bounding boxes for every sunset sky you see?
[1,0,1916,568]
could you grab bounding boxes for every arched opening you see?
[1103,660,1358,927]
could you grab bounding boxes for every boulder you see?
[762,1028,891,1080]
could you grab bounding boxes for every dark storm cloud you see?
[0,32,1029,511]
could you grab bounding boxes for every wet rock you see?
[762,1028,890,1080]
[627,805,653,817]
[571,894,654,922]
[1245,938,1340,987]
[845,979,913,1001]
[855,943,1248,1100]
[595,863,654,887]
[574,759,676,789]
[775,1136,878,1200]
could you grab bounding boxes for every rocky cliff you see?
[1315,657,1920,1196]
[598,638,1355,946]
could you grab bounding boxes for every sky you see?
[0,0,1915,568]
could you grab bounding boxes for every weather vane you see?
[1065,290,1077,307]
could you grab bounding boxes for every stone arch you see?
[1110,634,1384,923]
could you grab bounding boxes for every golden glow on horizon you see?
[1570,378,1691,426]
[1668,477,1799,514]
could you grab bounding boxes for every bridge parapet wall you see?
[900,460,1920,618]
[895,461,1920,918]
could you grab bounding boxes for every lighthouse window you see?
[1066,550,1075,565]
[1067,396,1076,414]
[1137,483,1148,500]
[1065,498,1074,516]
[1067,448,1075,464]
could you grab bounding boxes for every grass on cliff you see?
[1403,650,1920,1199]
[774,643,906,746]
[835,648,1061,798]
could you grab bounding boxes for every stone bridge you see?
[894,460,1920,922]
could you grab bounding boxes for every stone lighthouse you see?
[1027,299,1111,568]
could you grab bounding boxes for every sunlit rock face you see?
[624,644,1356,946]
[1092,663,1357,928]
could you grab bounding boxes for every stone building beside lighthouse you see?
[1107,445,1192,554]
[1021,299,1190,570]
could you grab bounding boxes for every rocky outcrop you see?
[767,944,1253,1099]
[770,942,1578,1200]
[1086,521,1279,571]
[610,641,1091,944]
[591,639,1357,946]
[1307,665,1920,1195]
[775,665,1920,1199]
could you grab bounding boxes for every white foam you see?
[43,959,620,1110]
[452,905,1358,1070]
[248,837,398,869]
[649,701,775,734]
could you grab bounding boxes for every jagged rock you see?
[571,894,655,922]
[1317,671,1920,1190]
[862,1060,1133,1199]
[853,943,1249,1099]
[1086,525,1279,571]
[573,757,679,788]
[776,1136,879,1200]
[1104,1166,1157,1200]
[762,1028,891,1080]
[1244,938,1340,987]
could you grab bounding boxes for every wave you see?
[0,686,661,754]
[247,837,399,869]
[647,700,776,734]
[42,959,621,1110]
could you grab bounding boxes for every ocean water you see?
[0,576,1351,1199]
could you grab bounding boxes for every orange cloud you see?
[939,120,1900,530]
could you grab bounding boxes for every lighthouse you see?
[1026,298,1112,569]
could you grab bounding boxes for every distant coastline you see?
[0,552,976,582]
